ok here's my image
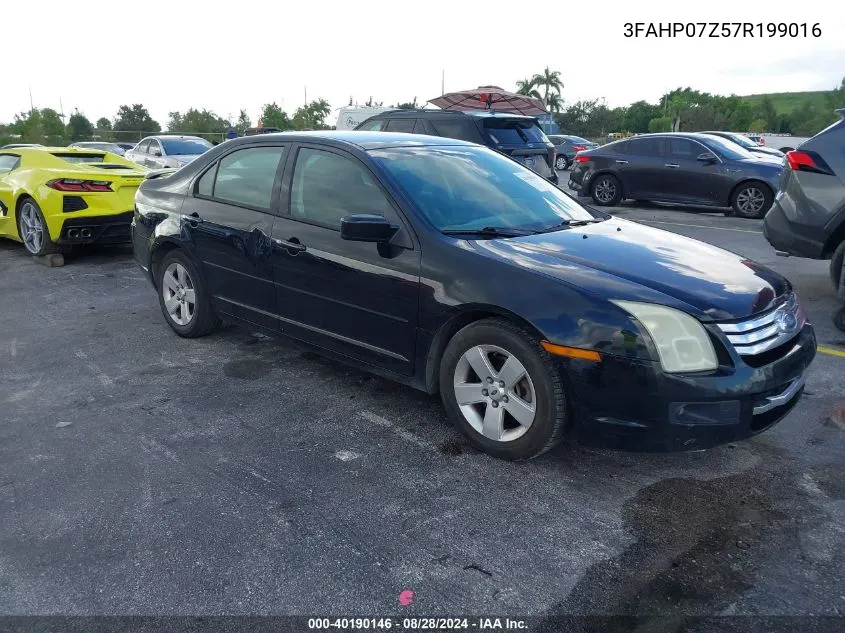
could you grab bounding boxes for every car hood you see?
[473,218,789,320]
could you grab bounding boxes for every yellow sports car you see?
[0,146,148,255]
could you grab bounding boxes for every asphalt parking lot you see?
[1,202,845,623]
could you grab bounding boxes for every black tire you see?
[157,249,220,338]
[439,318,568,461]
[555,155,568,171]
[834,307,845,333]
[730,181,773,219]
[16,197,57,256]
[830,241,845,293]
[590,174,623,206]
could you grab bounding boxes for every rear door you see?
[615,136,665,198]
[385,118,416,133]
[186,144,288,330]
[146,140,164,168]
[269,144,421,375]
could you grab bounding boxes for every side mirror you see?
[697,151,717,163]
[340,214,398,243]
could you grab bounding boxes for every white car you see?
[124,135,213,169]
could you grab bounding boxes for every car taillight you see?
[786,150,834,175]
[572,145,587,151]
[574,155,591,163]
[47,179,113,192]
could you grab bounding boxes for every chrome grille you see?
[716,293,805,357]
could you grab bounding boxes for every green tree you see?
[292,99,332,130]
[11,108,66,144]
[166,108,230,139]
[236,109,251,133]
[113,104,161,140]
[748,118,768,133]
[648,117,672,132]
[66,110,94,142]
[622,101,661,133]
[396,97,418,110]
[259,102,293,130]
[545,93,563,113]
[530,67,564,107]
[515,77,541,99]
[755,97,778,132]
[96,117,112,131]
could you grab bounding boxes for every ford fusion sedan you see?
[569,132,783,218]
[0,146,147,255]
[132,132,816,460]
[125,135,212,169]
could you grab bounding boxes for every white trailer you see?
[334,107,395,131]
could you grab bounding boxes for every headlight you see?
[612,301,718,373]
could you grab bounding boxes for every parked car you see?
[132,131,815,460]
[568,132,783,218]
[701,131,785,159]
[0,146,147,255]
[124,135,213,169]
[115,142,137,152]
[1,143,44,149]
[548,135,599,170]
[355,109,558,185]
[243,127,284,136]
[763,108,845,329]
[69,141,128,156]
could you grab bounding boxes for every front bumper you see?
[56,211,134,246]
[564,324,817,452]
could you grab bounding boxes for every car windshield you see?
[482,119,548,145]
[371,145,595,233]
[160,138,213,155]
[699,135,756,160]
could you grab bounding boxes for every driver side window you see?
[0,155,20,173]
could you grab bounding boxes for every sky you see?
[2,0,843,128]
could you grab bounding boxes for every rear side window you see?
[204,146,286,210]
[625,137,663,157]
[357,118,385,131]
[667,139,698,159]
[430,119,482,143]
[136,140,150,154]
[412,119,430,134]
[0,155,20,173]
[386,119,416,133]
[482,119,548,145]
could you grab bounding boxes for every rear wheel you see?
[590,174,622,206]
[17,198,57,256]
[830,241,845,292]
[157,250,220,338]
[439,318,568,461]
[555,155,569,170]
[731,181,772,219]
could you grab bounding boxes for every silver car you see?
[68,141,128,156]
[124,135,213,169]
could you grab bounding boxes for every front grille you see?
[62,196,88,212]
[716,293,805,357]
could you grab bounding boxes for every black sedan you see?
[132,131,816,460]
[568,132,784,218]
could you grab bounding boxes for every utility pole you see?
[304,86,307,106]
[29,86,34,113]
[441,69,445,96]
[59,98,65,122]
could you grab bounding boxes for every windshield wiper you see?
[441,226,539,238]
[540,218,606,232]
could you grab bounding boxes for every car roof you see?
[142,135,208,141]
[221,130,473,150]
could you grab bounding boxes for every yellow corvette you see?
[0,146,148,255]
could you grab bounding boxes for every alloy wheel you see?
[453,344,537,442]
[162,262,196,326]
[594,178,616,203]
[555,156,567,170]
[736,187,765,215]
[19,202,44,254]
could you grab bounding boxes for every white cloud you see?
[3,0,843,126]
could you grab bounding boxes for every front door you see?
[183,144,288,330]
[663,138,727,205]
[270,145,421,375]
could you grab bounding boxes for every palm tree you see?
[531,67,564,107]
[545,93,563,113]
[515,77,542,99]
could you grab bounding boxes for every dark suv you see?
[355,109,558,184]
[763,108,845,328]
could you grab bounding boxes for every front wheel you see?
[590,174,622,206]
[439,318,568,461]
[157,250,221,338]
[731,181,772,219]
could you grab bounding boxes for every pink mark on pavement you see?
[398,590,414,606]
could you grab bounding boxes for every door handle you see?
[665,163,680,168]
[185,212,203,225]
[615,159,629,164]
[272,237,306,254]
